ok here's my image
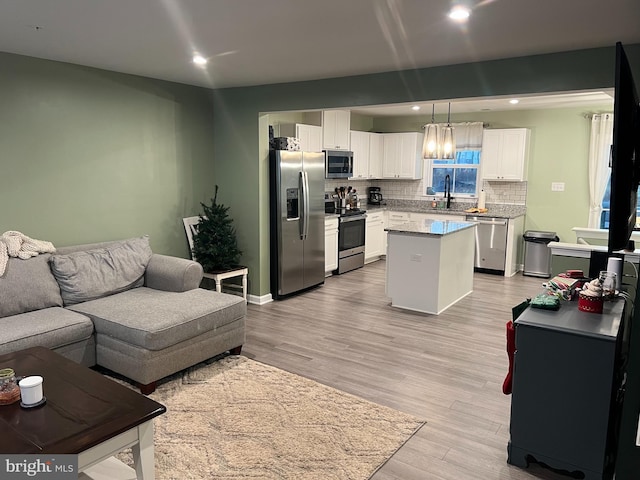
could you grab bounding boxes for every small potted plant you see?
[193,185,242,272]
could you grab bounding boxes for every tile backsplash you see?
[482,181,528,205]
[325,179,527,205]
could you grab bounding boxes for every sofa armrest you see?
[144,254,203,292]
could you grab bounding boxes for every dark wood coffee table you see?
[0,347,166,479]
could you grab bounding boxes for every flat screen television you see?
[608,42,640,252]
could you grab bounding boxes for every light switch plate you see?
[551,182,565,192]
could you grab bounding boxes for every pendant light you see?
[422,104,440,159]
[441,103,456,160]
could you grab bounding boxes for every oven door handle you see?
[339,215,367,223]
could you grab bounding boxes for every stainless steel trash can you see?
[523,231,559,278]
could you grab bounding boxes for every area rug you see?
[117,356,424,480]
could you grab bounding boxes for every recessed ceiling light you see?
[448,5,471,22]
[509,99,520,104]
[411,105,421,111]
[192,54,208,66]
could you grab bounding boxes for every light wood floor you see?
[243,260,570,480]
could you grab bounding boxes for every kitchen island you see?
[386,219,476,315]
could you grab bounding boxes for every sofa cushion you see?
[49,236,152,306]
[0,254,63,318]
[68,287,246,351]
[0,307,94,355]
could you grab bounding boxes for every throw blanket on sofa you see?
[0,231,56,277]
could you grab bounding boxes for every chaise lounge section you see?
[0,236,246,393]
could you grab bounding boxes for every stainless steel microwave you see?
[324,150,354,179]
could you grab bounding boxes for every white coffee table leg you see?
[132,421,155,480]
[215,280,222,293]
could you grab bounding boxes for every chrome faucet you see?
[444,174,452,209]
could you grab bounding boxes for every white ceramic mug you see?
[19,376,44,405]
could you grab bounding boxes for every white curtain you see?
[588,113,614,228]
[453,122,484,150]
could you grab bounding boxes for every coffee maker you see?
[367,186,384,205]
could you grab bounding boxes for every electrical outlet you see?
[551,182,565,192]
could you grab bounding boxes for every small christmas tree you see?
[193,185,242,271]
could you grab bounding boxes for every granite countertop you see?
[385,219,476,236]
[365,200,526,219]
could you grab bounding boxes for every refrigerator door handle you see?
[298,171,305,239]
[302,171,310,240]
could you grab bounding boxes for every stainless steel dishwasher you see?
[466,216,508,274]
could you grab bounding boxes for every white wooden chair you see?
[182,216,248,301]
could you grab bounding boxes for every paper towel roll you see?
[477,190,486,210]
[606,257,623,290]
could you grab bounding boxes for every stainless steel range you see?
[336,209,366,274]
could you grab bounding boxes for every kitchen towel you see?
[606,257,623,290]
[477,190,486,210]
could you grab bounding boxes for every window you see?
[425,150,481,196]
[600,175,640,229]
[422,122,483,197]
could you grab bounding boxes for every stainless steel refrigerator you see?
[269,150,325,299]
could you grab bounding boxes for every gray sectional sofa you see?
[0,236,246,393]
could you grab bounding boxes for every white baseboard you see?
[248,293,273,305]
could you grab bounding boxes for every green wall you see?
[0,52,216,257]
[211,45,640,297]
[2,45,639,298]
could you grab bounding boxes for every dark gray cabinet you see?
[508,298,628,479]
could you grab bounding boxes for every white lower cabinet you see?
[505,215,525,276]
[384,211,410,252]
[365,211,385,262]
[325,217,339,275]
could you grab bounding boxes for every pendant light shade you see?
[423,124,440,159]
[422,104,440,159]
[441,103,456,160]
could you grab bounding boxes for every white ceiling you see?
[1,0,639,90]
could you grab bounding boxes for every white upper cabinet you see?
[382,134,401,178]
[322,110,351,150]
[350,131,384,179]
[481,128,530,181]
[382,132,423,179]
[350,131,370,179]
[296,124,322,152]
[368,133,384,179]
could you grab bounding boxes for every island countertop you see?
[385,219,476,236]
